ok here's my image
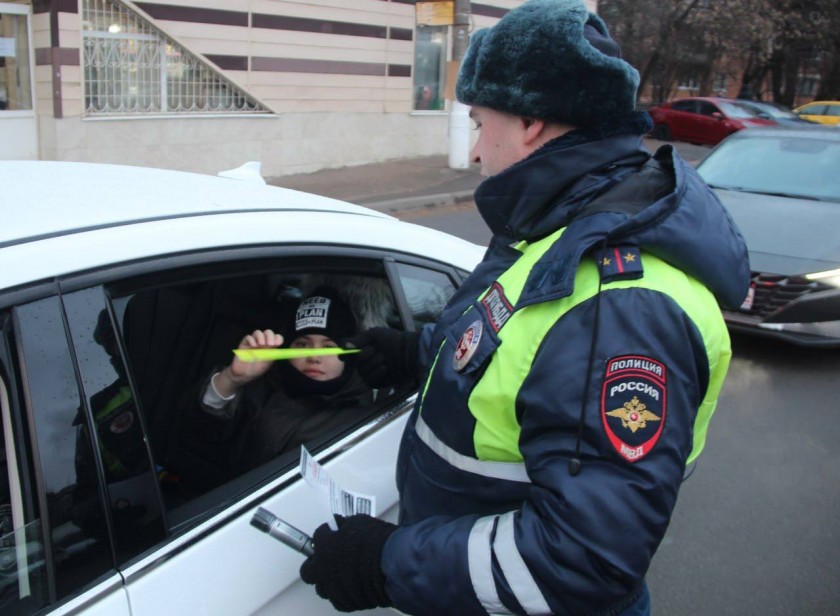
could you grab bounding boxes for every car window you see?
[671,100,695,113]
[96,257,428,533]
[1,315,50,615]
[13,299,114,604]
[825,105,840,117]
[799,104,826,115]
[696,101,720,116]
[393,262,458,330]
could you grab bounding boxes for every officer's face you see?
[469,106,530,177]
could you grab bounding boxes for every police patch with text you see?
[601,355,667,463]
[480,283,513,333]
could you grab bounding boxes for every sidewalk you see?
[267,155,483,215]
[266,138,708,214]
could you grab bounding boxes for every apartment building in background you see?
[2,0,572,176]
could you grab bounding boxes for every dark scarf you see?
[268,358,355,399]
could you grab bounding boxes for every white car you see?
[0,161,484,615]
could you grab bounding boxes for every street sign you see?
[416,1,455,26]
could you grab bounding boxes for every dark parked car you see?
[696,126,840,347]
[648,96,774,145]
[737,100,816,126]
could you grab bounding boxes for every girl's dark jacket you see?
[197,364,373,476]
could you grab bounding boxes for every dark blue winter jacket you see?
[381,118,750,615]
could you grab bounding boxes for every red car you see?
[648,97,774,145]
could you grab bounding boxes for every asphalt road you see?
[395,165,840,614]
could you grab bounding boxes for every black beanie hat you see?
[289,286,356,343]
[455,0,639,127]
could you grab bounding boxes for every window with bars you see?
[81,0,266,116]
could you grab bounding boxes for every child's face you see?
[289,334,345,382]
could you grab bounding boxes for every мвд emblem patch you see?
[601,355,667,462]
[453,320,483,372]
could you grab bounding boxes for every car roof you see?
[713,124,840,141]
[1,161,486,293]
[653,96,758,108]
[2,160,391,248]
[740,100,786,109]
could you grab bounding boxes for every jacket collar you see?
[474,112,652,242]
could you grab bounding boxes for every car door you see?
[52,248,464,615]
[668,99,698,141]
[694,101,726,144]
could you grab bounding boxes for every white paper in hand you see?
[299,446,376,530]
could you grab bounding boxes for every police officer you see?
[299,1,750,614]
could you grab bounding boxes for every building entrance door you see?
[0,3,36,160]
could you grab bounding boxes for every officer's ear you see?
[521,117,546,145]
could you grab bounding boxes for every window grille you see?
[81,0,266,115]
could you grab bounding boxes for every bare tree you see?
[599,0,838,105]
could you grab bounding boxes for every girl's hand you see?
[214,329,284,397]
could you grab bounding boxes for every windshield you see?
[759,105,797,119]
[718,101,762,119]
[698,134,840,203]
[744,102,797,119]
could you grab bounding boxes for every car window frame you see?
[55,244,462,534]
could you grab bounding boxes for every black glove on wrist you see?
[344,327,420,389]
[299,514,397,612]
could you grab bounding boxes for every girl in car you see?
[198,286,374,474]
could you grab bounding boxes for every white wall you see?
[37,110,450,177]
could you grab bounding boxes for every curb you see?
[358,189,477,214]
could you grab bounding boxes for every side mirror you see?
[712,112,724,120]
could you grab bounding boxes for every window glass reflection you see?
[63,289,166,563]
[15,298,112,600]
[394,263,456,329]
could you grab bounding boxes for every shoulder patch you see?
[601,355,667,463]
[593,245,644,282]
[480,282,513,333]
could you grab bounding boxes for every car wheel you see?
[653,124,672,141]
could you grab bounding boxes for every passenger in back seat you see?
[198,286,374,474]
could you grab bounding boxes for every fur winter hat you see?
[289,286,356,342]
[455,0,639,127]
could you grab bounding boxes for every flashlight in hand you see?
[250,507,315,556]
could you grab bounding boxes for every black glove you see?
[344,328,420,389]
[299,515,397,612]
